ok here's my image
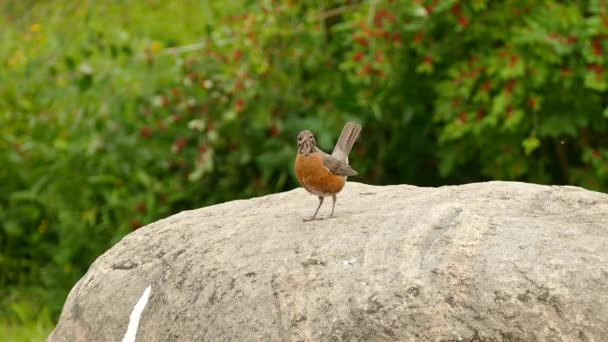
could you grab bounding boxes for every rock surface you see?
[48,181,608,341]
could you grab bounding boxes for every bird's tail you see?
[332,121,362,162]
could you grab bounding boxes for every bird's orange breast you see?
[294,152,346,196]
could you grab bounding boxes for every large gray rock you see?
[48,182,608,341]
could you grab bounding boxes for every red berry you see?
[171,87,181,99]
[140,126,152,138]
[247,32,257,44]
[130,220,142,230]
[413,30,424,44]
[587,64,603,74]
[354,33,364,43]
[174,138,187,153]
[353,35,369,46]
[232,49,242,62]
[376,30,390,39]
[155,119,166,132]
[135,202,146,213]
[361,63,372,75]
[374,8,388,28]
[592,39,602,56]
[269,125,279,137]
[481,81,492,92]
[234,98,245,113]
[375,51,384,63]
[353,51,364,62]
[187,72,198,82]
[391,32,402,45]
[458,15,469,28]
[505,79,517,94]
[458,112,467,123]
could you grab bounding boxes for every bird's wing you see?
[321,153,358,176]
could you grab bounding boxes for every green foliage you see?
[2,0,608,333]
[1,0,216,325]
[0,292,53,342]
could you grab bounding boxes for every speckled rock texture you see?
[48,181,608,341]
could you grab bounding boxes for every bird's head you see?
[297,130,316,155]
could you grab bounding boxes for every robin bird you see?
[294,122,362,221]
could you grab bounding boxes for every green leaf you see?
[584,71,607,91]
[522,136,540,155]
[504,110,524,130]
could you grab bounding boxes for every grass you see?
[0,298,54,342]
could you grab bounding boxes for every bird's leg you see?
[304,196,324,222]
[330,194,337,217]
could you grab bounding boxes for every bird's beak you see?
[299,136,313,154]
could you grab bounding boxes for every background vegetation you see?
[2,0,607,340]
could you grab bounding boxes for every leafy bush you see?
[1,0,607,330]
[1,0,214,322]
[0,295,53,342]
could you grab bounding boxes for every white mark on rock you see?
[122,285,152,342]
[342,258,357,267]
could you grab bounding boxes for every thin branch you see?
[316,4,361,21]
[135,42,207,60]
[157,42,207,56]
[554,139,569,183]
[367,0,377,26]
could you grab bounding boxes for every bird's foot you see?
[303,216,323,222]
